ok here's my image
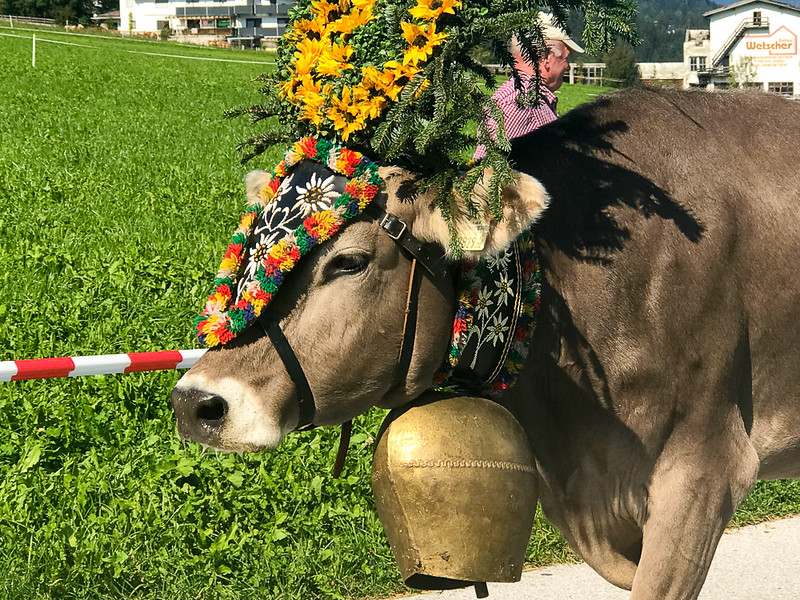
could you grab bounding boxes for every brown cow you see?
[172,87,800,599]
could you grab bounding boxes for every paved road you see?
[400,515,800,600]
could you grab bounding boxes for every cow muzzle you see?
[171,387,228,446]
[170,373,288,451]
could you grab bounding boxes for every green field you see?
[1,24,799,600]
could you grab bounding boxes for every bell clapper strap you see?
[396,258,422,381]
[332,420,353,479]
[331,255,421,479]
[330,210,447,477]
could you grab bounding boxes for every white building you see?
[686,0,800,95]
[118,0,294,45]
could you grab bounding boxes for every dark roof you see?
[705,0,800,17]
[91,11,120,21]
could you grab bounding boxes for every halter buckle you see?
[380,213,407,241]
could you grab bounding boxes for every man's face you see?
[543,41,571,91]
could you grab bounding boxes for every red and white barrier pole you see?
[0,349,207,382]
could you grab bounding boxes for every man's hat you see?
[541,13,585,54]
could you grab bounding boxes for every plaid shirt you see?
[473,73,558,160]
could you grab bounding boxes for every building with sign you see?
[685,0,800,95]
[118,0,293,45]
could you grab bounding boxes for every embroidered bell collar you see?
[433,231,541,397]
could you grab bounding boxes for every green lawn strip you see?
[554,83,610,113]
[0,37,797,599]
[0,22,276,63]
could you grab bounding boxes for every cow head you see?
[171,162,548,452]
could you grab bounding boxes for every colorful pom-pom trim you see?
[194,137,381,347]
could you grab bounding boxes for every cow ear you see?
[413,170,549,257]
[245,170,272,205]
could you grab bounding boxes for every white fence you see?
[1,14,56,26]
[485,63,610,85]
[483,61,686,86]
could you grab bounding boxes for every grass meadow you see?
[1,24,799,600]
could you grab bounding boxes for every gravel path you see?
[400,515,800,600]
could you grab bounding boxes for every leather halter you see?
[258,316,316,430]
[256,197,450,436]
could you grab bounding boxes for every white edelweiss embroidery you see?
[494,274,515,307]
[476,287,494,321]
[486,250,511,271]
[293,172,339,217]
[486,314,509,347]
[237,203,293,296]
[271,173,296,205]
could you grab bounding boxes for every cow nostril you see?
[196,395,228,423]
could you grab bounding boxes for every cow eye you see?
[325,253,369,279]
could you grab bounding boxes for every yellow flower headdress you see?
[235,0,638,243]
[279,0,458,143]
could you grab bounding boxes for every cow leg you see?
[630,411,759,600]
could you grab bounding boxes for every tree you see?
[604,40,642,87]
[2,0,96,23]
[568,0,720,62]
[731,55,757,88]
[94,0,118,14]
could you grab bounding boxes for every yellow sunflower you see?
[381,61,422,100]
[360,65,387,88]
[311,0,344,22]
[297,79,327,126]
[409,0,461,20]
[289,16,328,42]
[328,5,375,36]
[352,86,388,119]
[331,41,355,61]
[294,37,325,64]
[361,95,388,120]
[293,49,318,78]
[401,21,448,65]
[314,41,354,77]
[277,69,299,100]
[327,87,370,140]
[299,93,327,126]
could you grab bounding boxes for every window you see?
[582,65,604,85]
[690,56,706,72]
[246,18,262,28]
[768,82,794,95]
